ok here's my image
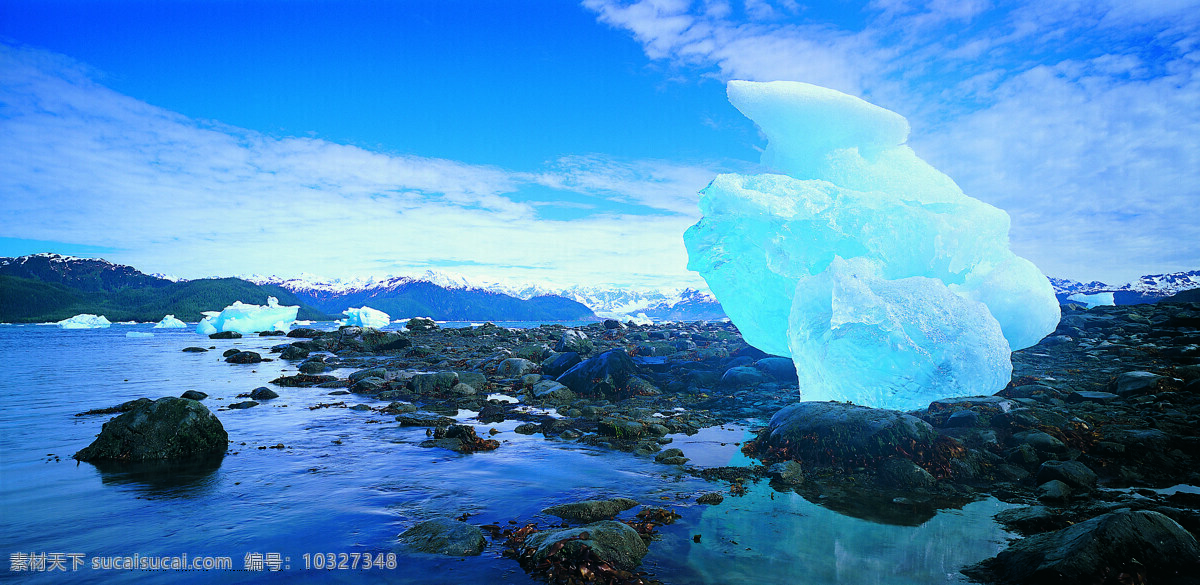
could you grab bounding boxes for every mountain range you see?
[3,253,1199,325]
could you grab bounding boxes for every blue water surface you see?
[0,323,1015,584]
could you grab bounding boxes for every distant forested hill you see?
[0,255,332,323]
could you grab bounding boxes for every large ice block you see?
[195,297,298,335]
[684,81,1059,410]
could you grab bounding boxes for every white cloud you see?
[0,43,711,290]
[582,0,1200,284]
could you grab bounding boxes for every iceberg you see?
[153,315,188,329]
[339,306,391,329]
[1066,292,1115,308]
[684,81,1059,411]
[126,331,154,338]
[195,297,298,335]
[57,314,111,329]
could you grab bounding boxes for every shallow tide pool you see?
[0,324,1016,584]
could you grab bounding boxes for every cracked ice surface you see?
[684,81,1059,411]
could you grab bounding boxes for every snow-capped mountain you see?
[1051,270,1200,303]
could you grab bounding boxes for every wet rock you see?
[697,493,724,505]
[298,360,327,374]
[755,357,798,382]
[75,397,154,416]
[420,424,499,453]
[249,387,279,400]
[1037,480,1072,502]
[878,457,935,489]
[405,317,438,332]
[522,521,648,572]
[286,327,323,338]
[542,498,638,523]
[603,319,625,329]
[478,403,505,424]
[361,330,412,352]
[222,348,242,358]
[754,401,936,468]
[497,358,537,377]
[384,401,418,414]
[350,367,388,383]
[1065,390,1119,404]
[209,331,241,339]
[398,518,487,556]
[556,350,642,401]
[720,366,771,387]
[74,397,228,461]
[530,380,575,404]
[654,448,689,465]
[964,510,1200,584]
[350,377,387,394]
[271,374,338,387]
[396,412,457,427]
[767,460,805,485]
[279,345,309,360]
[1035,460,1097,491]
[541,352,581,378]
[555,329,593,355]
[1012,430,1067,454]
[514,423,540,435]
[227,401,258,409]
[225,351,262,364]
[180,390,207,400]
[409,372,459,395]
[994,506,1071,535]
[182,347,208,353]
[1109,371,1167,396]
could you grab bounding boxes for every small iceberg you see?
[1066,292,1116,308]
[57,314,111,329]
[196,297,299,335]
[153,315,188,329]
[339,306,390,329]
[126,331,154,338]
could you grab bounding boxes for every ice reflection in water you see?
[0,324,1015,584]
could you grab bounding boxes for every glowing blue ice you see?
[684,81,1059,411]
[196,297,298,335]
[339,306,391,329]
[153,315,188,329]
[1066,292,1115,308]
[57,314,111,329]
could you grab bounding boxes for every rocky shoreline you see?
[75,302,1200,583]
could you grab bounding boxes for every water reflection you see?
[87,455,224,497]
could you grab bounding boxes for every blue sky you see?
[1,0,1197,289]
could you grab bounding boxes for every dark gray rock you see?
[209,331,241,339]
[249,387,279,400]
[279,345,309,360]
[767,460,805,485]
[1012,430,1067,454]
[227,401,259,409]
[225,351,262,364]
[697,493,724,505]
[542,498,638,523]
[541,352,582,378]
[556,329,593,355]
[1109,371,1166,396]
[396,412,457,427]
[398,518,487,556]
[878,457,935,489]
[964,510,1200,584]
[180,390,208,400]
[408,372,459,395]
[754,357,798,382]
[756,401,936,467]
[286,327,323,338]
[74,397,228,461]
[497,358,537,377]
[1035,460,1097,490]
[349,367,388,383]
[720,366,771,386]
[1065,391,1119,404]
[1037,480,1072,502]
[182,347,208,353]
[298,360,327,374]
[530,380,575,403]
[522,521,648,572]
[556,350,641,401]
[405,317,437,332]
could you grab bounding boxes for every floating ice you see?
[684,81,1060,411]
[125,331,154,338]
[339,306,391,329]
[57,314,111,329]
[1066,292,1115,308]
[153,315,188,329]
[195,297,298,335]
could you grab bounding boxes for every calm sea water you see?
[0,323,1015,584]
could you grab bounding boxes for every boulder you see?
[249,387,279,400]
[542,498,639,523]
[522,521,648,572]
[497,358,537,377]
[964,510,1200,584]
[720,366,772,386]
[398,518,487,556]
[225,351,262,364]
[754,401,936,468]
[555,330,593,355]
[405,317,438,332]
[1035,460,1097,491]
[556,350,642,401]
[74,397,228,462]
[1109,371,1166,396]
[541,352,582,378]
